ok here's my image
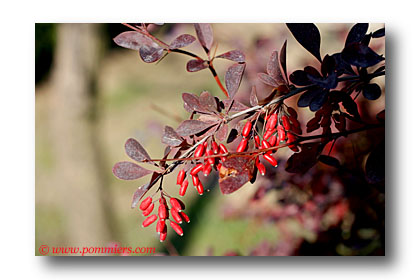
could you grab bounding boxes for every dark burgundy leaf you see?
[341,93,361,120]
[286,23,322,62]
[216,123,229,142]
[219,156,256,194]
[194,23,213,52]
[199,91,218,112]
[297,87,323,107]
[345,23,369,46]
[321,54,336,76]
[125,138,151,162]
[139,43,164,63]
[319,155,341,168]
[257,73,280,87]
[342,43,384,68]
[361,33,372,46]
[216,50,246,63]
[169,34,196,49]
[285,143,323,173]
[227,128,239,144]
[304,66,322,78]
[365,140,385,184]
[279,40,288,83]
[186,59,209,72]
[162,126,184,147]
[131,183,151,208]
[250,85,259,107]
[267,51,284,84]
[182,92,205,113]
[225,63,246,99]
[113,31,150,50]
[309,89,329,111]
[308,72,338,89]
[176,120,216,137]
[363,83,382,100]
[372,27,385,38]
[222,99,249,112]
[290,70,311,86]
[112,161,153,180]
[332,53,355,75]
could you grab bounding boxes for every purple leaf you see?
[362,83,382,100]
[182,92,206,113]
[216,50,246,63]
[113,31,150,50]
[267,51,284,84]
[285,143,323,173]
[199,91,218,112]
[216,123,228,142]
[194,23,213,52]
[139,43,164,63]
[162,126,184,147]
[289,70,311,86]
[345,23,369,47]
[125,138,151,162]
[113,161,153,180]
[219,156,256,194]
[250,85,258,107]
[169,34,196,49]
[222,99,249,112]
[257,72,280,87]
[176,120,216,137]
[321,54,336,77]
[225,63,246,99]
[286,23,322,62]
[131,183,151,208]
[186,59,209,72]
[279,40,288,84]
[342,43,384,68]
[372,27,385,38]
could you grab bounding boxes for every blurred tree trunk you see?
[49,24,116,245]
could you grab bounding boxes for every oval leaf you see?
[194,23,213,52]
[139,43,164,63]
[286,23,322,62]
[113,31,149,50]
[345,23,369,46]
[290,70,311,86]
[131,183,151,208]
[199,91,218,112]
[219,156,256,194]
[362,83,382,100]
[125,138,151,162]
[372,27,385,38]
[216,50,245,63]
[309,89,329,112]
[298,88,322,108]
[257,72,279,87]
[182,92,205,113]
[162,126,184,147]
[267,51,284,84]
[225,63,246,99]
[176,120,216,137]
[169,34,196,49]
[113,161,152,180]
[186,59,209,72]
[342,43,384,68]
[216,123,229,142]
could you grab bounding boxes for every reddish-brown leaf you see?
[267,51,284,84]
[162,126,184,147]
[113,161,153,180]
[219,156,256,194]
[176,120,216,137]
[186,59,209,72]
[131,183,151,208]
[216,123,229,142]
[199,91,218,112]
[113,31,150,50]
[125,138,151,162]
[194,23,213,52]
[216,50,246,63]
[139,43,164,63]
[285,143,323,173]
[182,92,205,113]
[225,63,246,99]
[279,40,288,84]
[222,99,249,112]
[257,73,280,87]
[169,34,196,49]
[250,85,258,107]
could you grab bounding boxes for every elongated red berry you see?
[263,153,278,167]
[176,169,186,185]
[269,135,277,147]
[180,212,190,223]
[170,221,183,236]
[236,138,248,152]
[170,197,182,212]
[197,181,204,195]
[142,214,157,228]
[254,135,261,148]
[194,144,205,158]
[139,196,152,211]
[171,208,183,224]
[287,134,299,152]
[261,139,271,149]
[142,202,154,216]
[256,161,266,176]
[267,113,278,131]
[216,163,222,171]
[203,162,212,176]
[159,197,167,205]
[263,129,274,140]
[158,204,168,220]
[212,141,219,154]
[282,115,290,130]
[242,121,252,137]
[192,174,199,186]
[206,149,215,165]
[190,163,204,175]
[179,179,188,196]
[160,226,167,242]
[156,219,165,233]
[278,126,286,142]
[219,143,228,162]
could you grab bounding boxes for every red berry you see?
[219,143,228,154]
[287,134,299,152]
[216,163,222,171]
[180,212,190,223]
[203,162,212,176]
[254,135,261,148]
[194,144,205,158]
[170,198,182,212]
[176,169,186,185]
[179,179,188,196]
[278,126,286,142]
[197,181,204,195]
[212,141,219,154]
[256,161,266,176]
[282,115,290,130]
[266,113,278,131]
[236,138,248,152]
[191,174,199,186]
[139,196,152,211]
[268,135,277,147]
[190,163,204,175]
[263,153,278,167]
[142,202,154,216]
[263,129,274,140]
[159,197,167,205]
[156,219,165,233]
[206,149,215,165]
[171,208,183,224]
[159,226,167,242]
[170,221,183,236]
[261,139,271,149]
[158,204,168,220]
[242,121,252,137]
[142,214,157,228]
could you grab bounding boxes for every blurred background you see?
[35,23,385,256]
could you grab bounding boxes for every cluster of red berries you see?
[176,140,228,196]
[139,196,190,242]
